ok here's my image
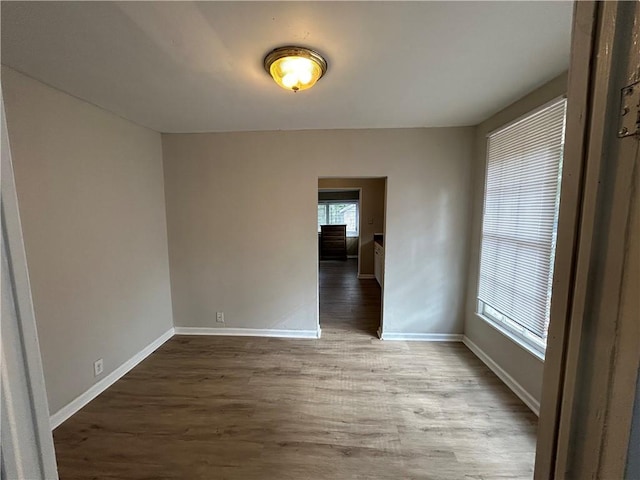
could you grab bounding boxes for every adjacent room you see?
[1,1,590,478]
[318,177,386,339]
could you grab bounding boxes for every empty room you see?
[2,2,639,479]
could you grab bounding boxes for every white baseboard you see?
[463,336,540,416]
[357,273,375,279]
[174,327,320,339]
[50,327,175,430]
[381,332,463,341]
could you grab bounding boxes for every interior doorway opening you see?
[317,177,387,339]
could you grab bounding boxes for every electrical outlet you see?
[94,358,104,377]
[216,312,225,323]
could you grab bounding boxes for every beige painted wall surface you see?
[464,72,568,406]
[162,127,473,334]
[2,67,174,414]
[318,177,386,275]
[346,237,358,257]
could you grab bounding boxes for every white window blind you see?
[478,98,567,352]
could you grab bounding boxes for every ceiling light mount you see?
[264,46,327,92]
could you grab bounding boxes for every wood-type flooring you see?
[54,259,537,479]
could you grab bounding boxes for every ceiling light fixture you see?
[263,46,327,92]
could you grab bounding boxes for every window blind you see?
[478,98,566,346]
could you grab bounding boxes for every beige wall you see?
[162,127,474,334]
[464,72,568,407]
[318,177,386,275]
[346,237,358,257]
[1,67,174,415]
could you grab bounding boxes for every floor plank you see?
[53,259,537,479]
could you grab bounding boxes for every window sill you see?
[474,313,545,362]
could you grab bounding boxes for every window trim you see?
[485,94,567,138]
[477,301,546,361]
[477,97,567,357]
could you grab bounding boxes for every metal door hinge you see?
[618,81,640,138]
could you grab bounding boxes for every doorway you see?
[317,177,387,339]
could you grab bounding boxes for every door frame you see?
[535,1,640,477]
[317,177,388,337]
[317,187,363,274]
[1,90,59,479]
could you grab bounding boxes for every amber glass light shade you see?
[264,46,327,92]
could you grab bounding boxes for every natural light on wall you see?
[264,46,328,92]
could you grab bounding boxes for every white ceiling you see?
[1,1,573,133]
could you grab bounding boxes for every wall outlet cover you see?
[216,312,225,323]
[94,358,104,376]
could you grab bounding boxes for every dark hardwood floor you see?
[319,259,380,338]
[53,259,537,479]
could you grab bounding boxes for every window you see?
[477,98,567,355]
[318,201,359,237]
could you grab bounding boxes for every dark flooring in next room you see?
[53,259,537,479]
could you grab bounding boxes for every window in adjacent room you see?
[317,201,359,237]
[477,97,567,357]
